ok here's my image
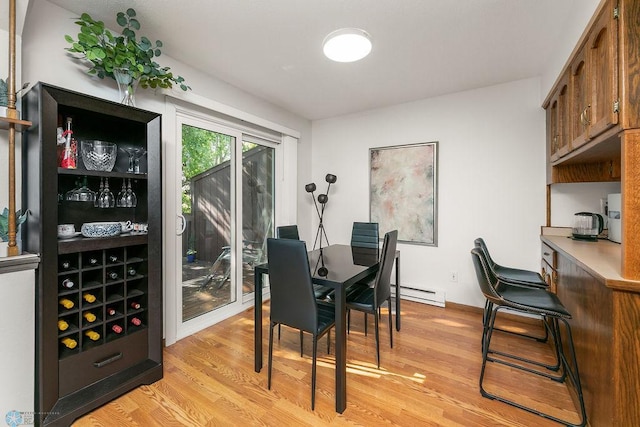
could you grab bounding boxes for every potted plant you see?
[0,208,29,256]
[64,8,190,105]
[186,248,197,263]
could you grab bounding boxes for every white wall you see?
[311,77,546,307]
[0,268,35,419]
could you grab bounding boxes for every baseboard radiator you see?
[392,285,445,308]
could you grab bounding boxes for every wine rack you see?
[57,246,149,358]
[22,83,162,426]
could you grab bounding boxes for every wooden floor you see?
[73,300,583,426]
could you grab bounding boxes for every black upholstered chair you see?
[474,238,547,288]
[276,224,300,240]
[471,247,586,427]
[276,224,331,301]
[351,222,380,249]
[474,237,550,343]
[266,238,335,410]
[345,230,398,368]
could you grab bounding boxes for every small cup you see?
[119,220,133,233]
[57,224,75,235]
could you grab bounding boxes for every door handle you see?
[177,214,187,235]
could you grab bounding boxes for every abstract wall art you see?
[369,141,438,246]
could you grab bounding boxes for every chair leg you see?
[347,309,351,334]
[300,330,304,357]
[364,313,368,336]
[480,309,587,427]
[268,322,275,390]
[311,334,318,410]
[327,329,331,354]
[387,299,393,349]
[374,309,380,368]
[278,324,281,340]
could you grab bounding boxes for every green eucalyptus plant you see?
[64,8,190,92]
[0,208,29,242]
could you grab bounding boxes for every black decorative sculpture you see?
[305,173,337,250]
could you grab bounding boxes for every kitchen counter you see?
[541,233,640,292]
[541,229,640,426]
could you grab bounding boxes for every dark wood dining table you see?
[253,244,401,413]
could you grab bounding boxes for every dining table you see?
[253,243,401,413]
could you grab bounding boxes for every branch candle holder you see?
[305,173,337,250]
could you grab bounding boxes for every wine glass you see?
[99,177,115,208]
[120,146,144,173]
[133,149,147,174]
[116,179,128,207]
[95,177,104,207]
[125,178,137,208]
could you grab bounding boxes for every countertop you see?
[541,232,640,292]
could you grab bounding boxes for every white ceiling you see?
[46,0,578,120]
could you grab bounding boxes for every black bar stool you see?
[471,247,587,427]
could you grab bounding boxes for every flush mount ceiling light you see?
[322,28,372,63]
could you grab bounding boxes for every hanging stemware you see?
[116,179,128,208]
[125,178,137,208]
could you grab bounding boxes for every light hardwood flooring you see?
[73,300,583,426]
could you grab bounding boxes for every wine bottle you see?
[130,301,141,310]
[61,337,77,349]
[109,255,119,263]
[59,298,74,309]
[60,117,77,169]
[61,260,71,270]
[85,330,100,341]
[127,267,136,277]
[61,278,74,289]
[130,317,142,326]
[83,312,97,322]
[106,307,117,316]
[83,293,97,303]
[58,319,69,331]
[111,324,123,334]
[89,257,99,266]
[108,271,119,280]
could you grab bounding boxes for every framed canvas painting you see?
[369,141,438,246]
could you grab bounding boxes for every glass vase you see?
[113,68,139,107]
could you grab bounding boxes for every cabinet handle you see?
[543,252,550,256]
[93,352,123,368]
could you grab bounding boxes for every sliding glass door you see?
[174,113,275,337]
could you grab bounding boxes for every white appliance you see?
[608,193,621,243]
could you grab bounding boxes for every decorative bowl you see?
[81,222,122,238]
[81,140,118,171]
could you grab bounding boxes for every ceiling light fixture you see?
[322,28,372,63]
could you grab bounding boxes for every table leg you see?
[254,269,263,372]
[395,253,401,331]
[334,284,347,413]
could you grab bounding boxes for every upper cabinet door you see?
[549,71,571,163]
[587,0,619,140]
[570,46,590,151]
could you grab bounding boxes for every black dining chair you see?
[474,237,550,343]
[276,224,332,302]
[266,238,335,410]
[276,225,300,240]
[470,247,587,427]
[351,222,380,249]
[344,222,380,333]
[345,229,397,368]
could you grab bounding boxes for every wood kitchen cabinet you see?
[541,235,640,426]
[22,83,163,426]
[544,0,620,184]
[546,70,571,165]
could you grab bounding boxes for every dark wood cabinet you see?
[22,83,163,426]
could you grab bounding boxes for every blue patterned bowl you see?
[81,222,122,238]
